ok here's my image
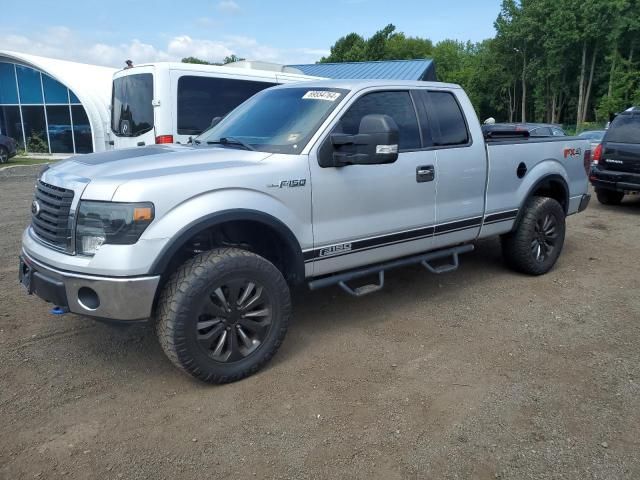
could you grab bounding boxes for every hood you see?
[41,144,272,201]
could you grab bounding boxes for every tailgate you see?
[600,142,640,174]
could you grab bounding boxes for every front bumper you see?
[590,168,640,193]
[19,250,160,321]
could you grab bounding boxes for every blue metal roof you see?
[287,59,436,81]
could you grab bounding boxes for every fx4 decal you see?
[563,147,583,159]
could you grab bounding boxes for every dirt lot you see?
[1,165,639,480]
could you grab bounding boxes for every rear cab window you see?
[605,114,640,144]
[417,90,470,147]
[177,76,276,136]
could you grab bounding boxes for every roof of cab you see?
[271,78,461,91]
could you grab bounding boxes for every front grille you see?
[31,180,75,251]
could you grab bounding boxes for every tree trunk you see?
[521,49,527,123]
[551,94,557,124]
[582,45,598,123]
[608,51,617,98]
[576,41,587,128]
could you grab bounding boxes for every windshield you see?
[196,87,348,154]
[111,73,154,137]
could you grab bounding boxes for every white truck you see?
[20,80,591,383]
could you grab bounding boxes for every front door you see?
[308,89,437,277]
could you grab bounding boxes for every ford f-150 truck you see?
[19,80,591,384]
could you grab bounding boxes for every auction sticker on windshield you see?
[302,91,341,101]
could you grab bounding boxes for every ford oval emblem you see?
[31,200,41,217]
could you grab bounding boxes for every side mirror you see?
[210,116,223,128]
[320,114,400,168]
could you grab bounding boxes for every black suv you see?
[590,107,640,205]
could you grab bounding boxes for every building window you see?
[43,75,69,104]
[71,105,92,153]
[16,65,44,104]
[21,106,49,152]
[0,63,18,104]
[0,61,93,154]
[46,106,74,153]
[0,106,23,148]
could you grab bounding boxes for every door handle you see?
[416,165,435,183]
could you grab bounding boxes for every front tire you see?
[501,197,566,275]
[595,188,624,205]
[156,248,291,384]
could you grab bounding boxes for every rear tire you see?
[156,248,291,384]
[595,188,624,205]
[501,196,566,275]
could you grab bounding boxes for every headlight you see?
[75,201,154,256]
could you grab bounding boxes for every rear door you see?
[171,73,276,144]
[415,89,487,249]
[308,88,437,276]
[600,113,640,174]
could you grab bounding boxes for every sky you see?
[0,0,502,68]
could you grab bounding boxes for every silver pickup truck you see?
[20,80,591,383]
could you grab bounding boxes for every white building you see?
[0,51,115,154]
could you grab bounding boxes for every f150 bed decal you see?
[303,210,519,262]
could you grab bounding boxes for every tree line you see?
[320,0,640,129]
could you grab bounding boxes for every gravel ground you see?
[1,166,639,479]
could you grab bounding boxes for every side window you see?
[427,91,469,146]
[552,128,565,136]
[336,91,421,150]
[177,76,276,135]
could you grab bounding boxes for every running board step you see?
[308,244,474,297]
[339,271,385,297]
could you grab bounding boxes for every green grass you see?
[4,156,53,167]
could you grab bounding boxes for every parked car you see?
[20,80,591,384]
[578,130,606,149]
[110,62,317,149]
[0,134,17,163]
[590,107,640,205]
[482,123,566,137]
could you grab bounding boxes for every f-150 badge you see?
[268,179,307,188]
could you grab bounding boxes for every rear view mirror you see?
[320,114,400,168]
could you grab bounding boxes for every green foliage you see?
[223,54,246,64]
[181,56,214,65]
[181,55,245,66]
[320,24,432,63]
[321,1,640,127]
[26,132,48,154]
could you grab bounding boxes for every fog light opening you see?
[77,287,100,311]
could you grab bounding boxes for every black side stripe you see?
[303,210,518,263]
[484,209,518,224]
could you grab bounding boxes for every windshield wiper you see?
[207,137,256,151]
